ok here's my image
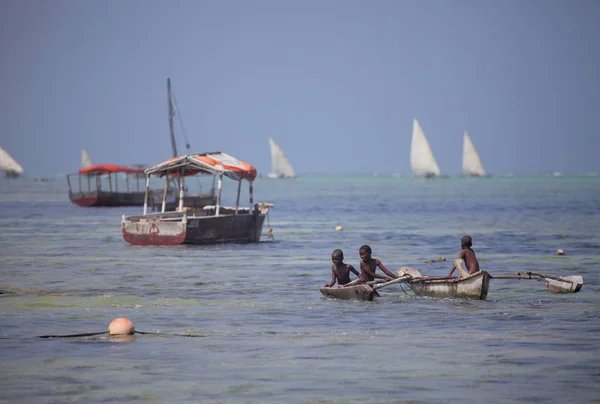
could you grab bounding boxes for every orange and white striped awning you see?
[145,152,257,182]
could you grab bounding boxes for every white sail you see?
[81,148,93,169]
[462,132,486,177]
[0,146,24,176]
[410,119,440,176]
[268,137,295,178]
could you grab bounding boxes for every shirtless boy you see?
[358,245,398,282]
[448,235,480,277]
[324,249,361,288]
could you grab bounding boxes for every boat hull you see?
[409,271,491,300]
[320,285,379,301]
[70,190,147,207]
[122,207,267,246]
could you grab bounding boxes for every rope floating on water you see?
[0,283,64,296]
[37,330,206,338]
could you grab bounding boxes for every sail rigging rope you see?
[171,91,192,151]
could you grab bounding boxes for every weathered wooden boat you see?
[67,164,157,207]
[320,284,380,301]
[320,276,412,301]
[407,271,491,300]
[121,152,272,246]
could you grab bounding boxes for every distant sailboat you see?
[81,148,93,169]
[462,132,486,177]
[0,146,24,178]
[267,137,295,178]
[410,119,440,178]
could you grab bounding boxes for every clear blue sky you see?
[2,0,599,176]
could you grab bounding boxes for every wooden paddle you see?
[342,276,410,289]
[371,275,413,290]
[490,271,583,294]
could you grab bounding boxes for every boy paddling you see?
[359,245,398,282]
[323,249,361,288]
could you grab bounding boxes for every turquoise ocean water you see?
[1,174,599,403]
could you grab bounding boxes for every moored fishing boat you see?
[67,164,155,207]
[121,152,272,246]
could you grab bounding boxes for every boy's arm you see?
[448,250,465,276]
[362,265,387,281]
[349,265,360,277]
[377,260,397,279]
[324,267,337,287]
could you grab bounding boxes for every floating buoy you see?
[555,249,565,256]
[335,226,343,232]
[108,318,135,336]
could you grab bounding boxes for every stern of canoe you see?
[320,285,376,301]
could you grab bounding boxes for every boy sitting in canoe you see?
[359,245,398,282]
[323,249,361,288]
[448,235,480,277]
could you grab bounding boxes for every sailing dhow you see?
[462,131,486,177]
[410,119,440,178]
[0,146,24,178]
[81,148,93,169]
[267,137,295,178]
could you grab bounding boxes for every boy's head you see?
[359,245,372,261]
[461,235,473,248]
[332,249,344,265]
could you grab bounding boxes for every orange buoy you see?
[108,318,135,336]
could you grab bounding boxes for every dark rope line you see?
[0,283,64,296]
[37,331,206,338]
[38,331,108,338]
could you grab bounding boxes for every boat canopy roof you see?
[79,164,145,175]
[145,152,257,182]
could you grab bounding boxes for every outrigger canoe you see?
[320,264,583,302]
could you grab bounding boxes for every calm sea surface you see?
[1,174,599,403]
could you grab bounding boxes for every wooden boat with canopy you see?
[121,152,272,246]
[67,164,156,207]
